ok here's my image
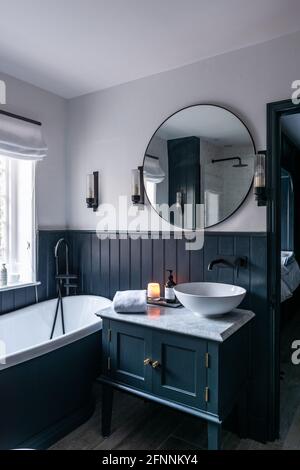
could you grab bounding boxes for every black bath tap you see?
[54,238,78,296]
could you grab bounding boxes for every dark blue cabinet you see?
[103,321,207,408]
[99,313,253,450]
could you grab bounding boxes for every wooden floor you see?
[51,314,300,450]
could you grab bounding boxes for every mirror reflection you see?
[143,105,255,229]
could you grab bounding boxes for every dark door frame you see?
[267,99,300,440]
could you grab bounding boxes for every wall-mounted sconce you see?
[86,171,99,211]
[254,152,267,206]
[131,166,144,205]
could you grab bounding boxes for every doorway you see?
[267,99,300,442]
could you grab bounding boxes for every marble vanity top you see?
[97,305,255,343]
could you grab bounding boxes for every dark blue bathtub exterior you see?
[0,330,101,450]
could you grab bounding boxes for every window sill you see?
[0,281,41,293]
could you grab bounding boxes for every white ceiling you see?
[156,105,253,146]
[0,0,299,99]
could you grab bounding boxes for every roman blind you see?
[0,112,47,161]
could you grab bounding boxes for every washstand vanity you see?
[96,103,257,450]
[97,305,255,450]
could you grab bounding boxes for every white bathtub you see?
[0,295,111,370]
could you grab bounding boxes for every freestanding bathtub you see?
[0,295,111,450]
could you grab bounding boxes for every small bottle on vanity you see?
[164,270,176,303]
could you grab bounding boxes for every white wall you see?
[66,31,300,232]
[0,72,67,229]
[2,31,299,232]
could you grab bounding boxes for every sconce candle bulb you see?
[254,152,267,206]
[86,171,99,211]
[86,174,94,199]
[131,166,144,205]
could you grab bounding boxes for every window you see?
[0,156,35,286]
[0,111,47,288]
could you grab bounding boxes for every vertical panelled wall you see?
[66,231,266,311]
[0,229,268,441]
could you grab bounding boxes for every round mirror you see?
[143,104,255,229]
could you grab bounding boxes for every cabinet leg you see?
[102,384,113,438]
[207,422,222,450]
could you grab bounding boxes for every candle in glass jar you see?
[147,283,161,300]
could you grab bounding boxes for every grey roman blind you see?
[0,113,47,160]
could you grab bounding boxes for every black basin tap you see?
[208,258,235,271]
[208,257,248,277]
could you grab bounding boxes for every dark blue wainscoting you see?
[66,231,266,312]
[0,229,269,442]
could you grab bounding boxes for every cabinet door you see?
[110,321,152,391]
[152,331,207,410]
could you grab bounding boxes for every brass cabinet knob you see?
[144,358,152,366]
[152,360,161,369]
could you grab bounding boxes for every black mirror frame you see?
[142,103,256,230]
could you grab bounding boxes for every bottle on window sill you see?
[0,263,8,287]
[164,270,176,303]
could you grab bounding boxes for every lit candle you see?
[147,283,161,300]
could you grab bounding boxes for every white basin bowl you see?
[174,282,246,316]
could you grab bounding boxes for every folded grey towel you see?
[112,290,147,313]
